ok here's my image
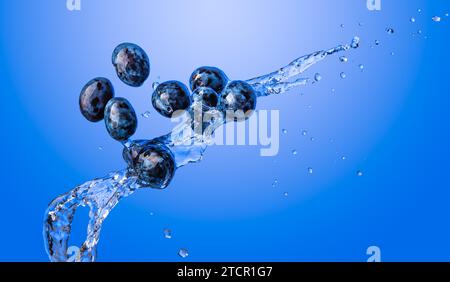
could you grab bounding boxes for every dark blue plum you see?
[112,43,150,87]
[191,87,219,111]
[79,77,114,122]
[152,81,191,118]
[219,80,257,120]
[189,66,228,94]
[134,142,176,189]
[104,97,137,141]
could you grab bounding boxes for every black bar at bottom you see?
[1,263,449,279]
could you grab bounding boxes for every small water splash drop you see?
[358,64,365,71]
[282,129,288,134]
[340,24,345,28]
[308,167,313,174]
[150,212,155,216]
[410,17,416,23]
[418,8,422,13]
[152,81,160,90]
[314,73,323,82]
[292,150,298,156]
[374,40,380,46]
[283,192,289,197]
[141,111,151,118]
[163,228,172,239]
[98,146,104,151]
[432,16,441,22]
[340,72,347,79]
[301,130,308,136]
[178,248,189,258]
[339,56,348,63]
[341,156,347,161]
[357,170,364,177]
[386,28,395,34]
[272,179,279,188]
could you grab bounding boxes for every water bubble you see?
[141,111,151,118]
[283,192,289,197]
[98,146,104,151]
[418,8,422,13]
[314,73,322,82]
[432,16,441,22]
[410,17,416,23]
[445,13,449,17]
[358,22,364,27]
[150,212,155,216]
[272,179,279,188]
[310,137,315,142]
[340,72,347,79]
[341,156,347,160]
[339,56,348,63]
[351,36,360,48]
[340,24,345,28]
[308,167,313,174]
[374,40,380,46]
[163,228,172,239]
[357,170,364,177]
[417,29,423,35]
[390,51,395,56]
[282,129,288,134]
[358,64,365,71]
[331,88,336,93]
[292,150,298,156]
[178,248,189,258]
[386,28,394,34]
[301,130,308,136]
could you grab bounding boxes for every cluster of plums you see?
[78,43,257,188]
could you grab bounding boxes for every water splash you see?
[43,37,360,262]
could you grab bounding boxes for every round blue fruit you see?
[189,66,228,94]
[152,81,191,118]
[112,43,150,87]
[79,77,114,122]
[134,142,176,189]
[104,97,137,141]
[219,80,257,120]
[192,87,219,111]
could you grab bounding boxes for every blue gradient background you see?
[1,0,449,262]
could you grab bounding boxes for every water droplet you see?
[331,88,336,93]
[351,36,360,48]
[386,28,394,34]
[292,150,298,156]
[314,73,322,82]
[98,146,104,151]
[301,130,308,136]
[272,179,279,188]
[310,137,315,142]
[340,72,347,79]
[178,248,189,258]
[163,228,172,239]
[418,8,422,13]
[308,167,313,174]
[339,56,348,63]
[341,156,347,161]
[358,22,364,27]
[283,192,289,197]
[445,13,449,17]
[390,51,395,56]
[282,129,288,134]
[374,40,380,46]
[141,111,151,118]
[152,81,160,90]
[432,16,441,22]
[358,64,365,71]
[150,212,155,216]
[340,24,345,28]
[357,170,364,177]
[410,17,416,23]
